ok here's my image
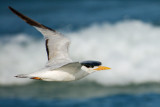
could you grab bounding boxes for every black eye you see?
[85,65,90,68]
[91,65,94,68]
[81,61,102,68]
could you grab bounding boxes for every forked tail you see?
[15,74,42,80]
[15,74,28,78]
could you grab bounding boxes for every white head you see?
[80,61,111,73]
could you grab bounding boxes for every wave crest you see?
[1,20,160,86]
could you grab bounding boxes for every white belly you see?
[29,70,76,81]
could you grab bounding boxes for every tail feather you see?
[15,74,28,78]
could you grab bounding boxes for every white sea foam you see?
[0,34,47,85]
[1,20,160,86]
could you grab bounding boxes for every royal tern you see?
[9,6,111,81]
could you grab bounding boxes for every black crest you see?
[81,61,102,68]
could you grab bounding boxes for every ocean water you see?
[1,0,160,107]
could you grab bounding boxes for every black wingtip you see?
[8,6,12,9]
[8,6,15,13]
[8,6,56,32]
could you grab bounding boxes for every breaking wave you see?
[1,20,160,86]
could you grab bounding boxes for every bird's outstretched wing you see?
[9,6,72,67]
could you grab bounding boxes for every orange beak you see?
[94,66,111,71]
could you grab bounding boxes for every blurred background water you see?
[1,0,160,107]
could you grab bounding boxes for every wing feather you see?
[9,6,72,66]
[55,62,82,74]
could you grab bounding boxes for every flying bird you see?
[9,6,111,81]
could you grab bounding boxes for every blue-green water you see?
[2,93,160,107]
[1,0,160,106]
[1,82,160,107]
